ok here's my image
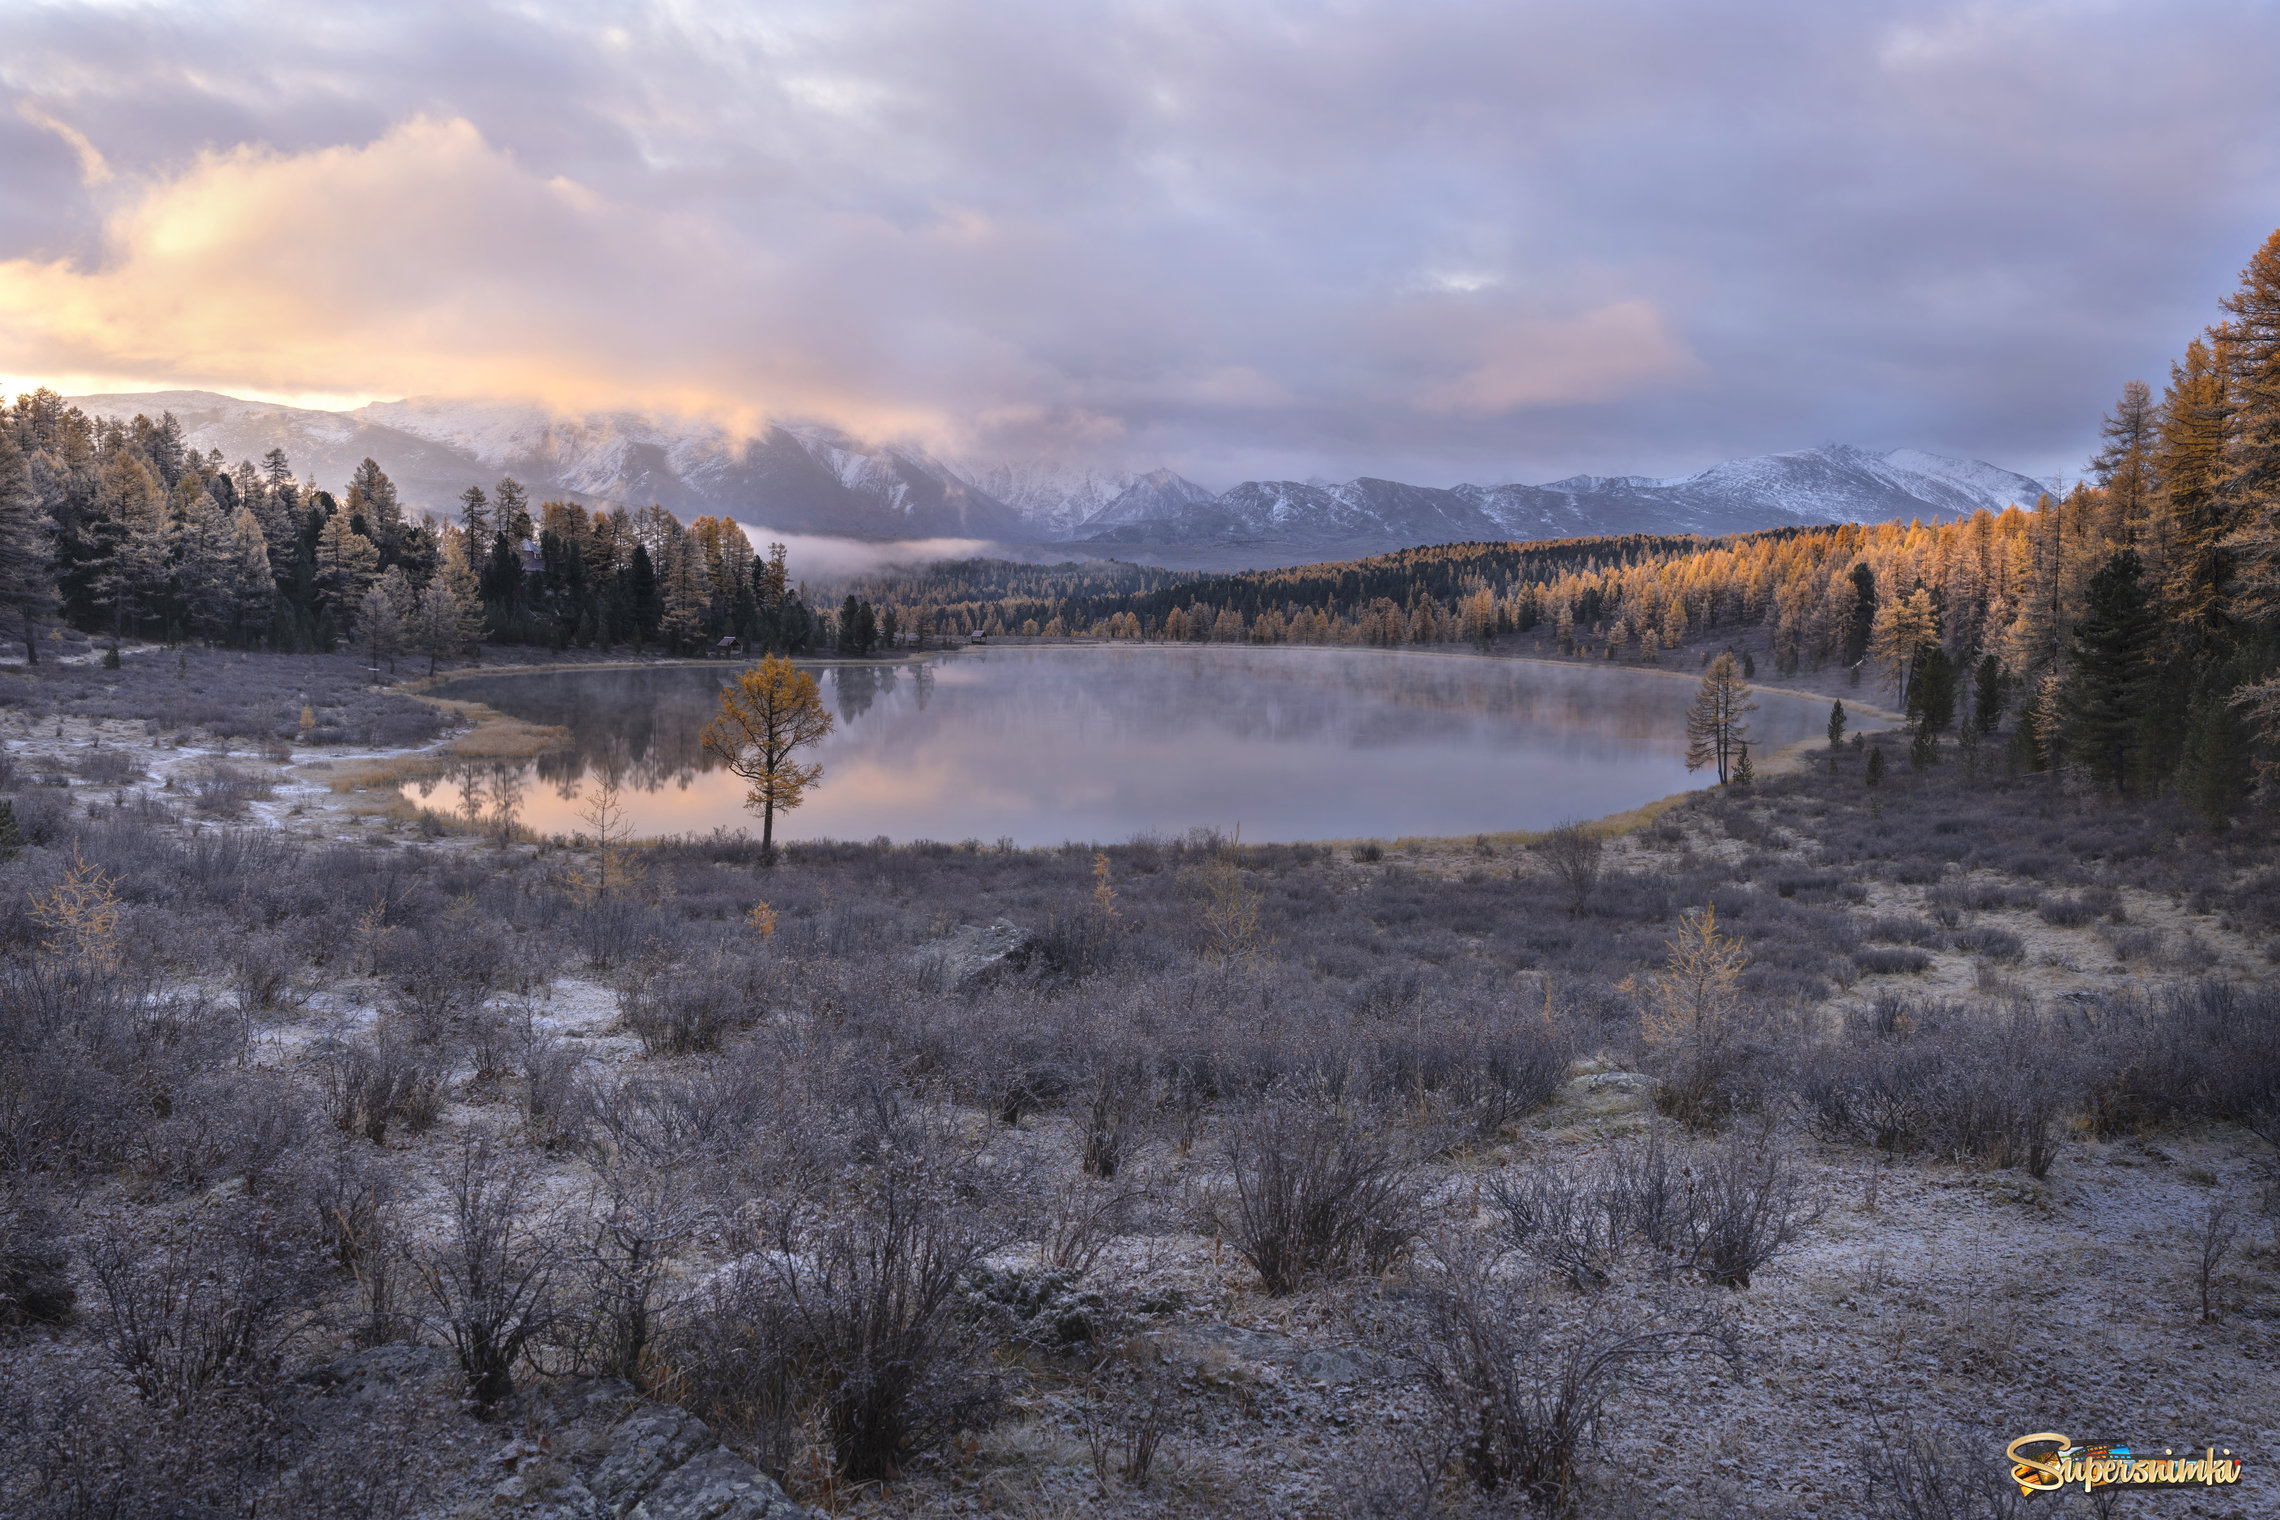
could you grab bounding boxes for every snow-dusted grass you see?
[3,657,2277,1517]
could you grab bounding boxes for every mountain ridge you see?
[64,390,2053,568]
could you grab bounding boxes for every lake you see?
[406,646,1839,846]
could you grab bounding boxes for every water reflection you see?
[407,647,1836,845]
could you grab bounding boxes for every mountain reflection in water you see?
[407,646,1834,845]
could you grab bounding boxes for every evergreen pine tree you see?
[1906,645,1958,734]
[481,530,524,626]
[89,449,167,639]
[494,478,532,542]
[2176,679,2250,829]
[628,543,661,647]
[1842,563,1876,669]
[0,423,57,661]
[1908,715,1938,771]
[173,490,237,643]
[227,505,274,645]
[2061,550,2158,795]
[437,531,486,650]
[345,457,404,558]
[459,484,491,545]
[1972,655,2006,735]
[39,404,103,626]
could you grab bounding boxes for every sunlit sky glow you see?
[3,1,2278,485]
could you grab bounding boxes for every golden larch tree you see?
[1641,905,1749,1055]
[700,655,834,859]
[1869,586,1940,702]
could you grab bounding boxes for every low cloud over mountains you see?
[72,390,2051,570]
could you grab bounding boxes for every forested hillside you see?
[0,406,828,663]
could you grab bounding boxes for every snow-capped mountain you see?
[68,392,1025,540]
[1076,468,1223,532]
[68,390,499,513]
[65,392,2050,568]
[1072,445,2050,561]
[353,399,1024,540]
[960,461,1143,539]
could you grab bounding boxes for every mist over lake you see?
[409,647,1839,845]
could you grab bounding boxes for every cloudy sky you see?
[2,1,2277,488]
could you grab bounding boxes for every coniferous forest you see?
[0,409,827,664]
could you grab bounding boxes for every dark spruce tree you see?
[0,426,56,662]
[837,595,880,655]
[1906,645,1958,734]
[627,543,662,647]
[1971,654,2007,735]
[481,530,525,639]
[2061,550,2158,796]
[2176,676,2252,829]
[1842,562,1877,674]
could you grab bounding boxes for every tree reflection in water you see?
[411,648,1843,846]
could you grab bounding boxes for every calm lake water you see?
[407,646,1836,846]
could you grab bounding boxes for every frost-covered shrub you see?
[1798,998,2073,1176]
[1219,1093,1419,1294]
[617,954,765,1056]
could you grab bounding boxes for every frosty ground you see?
[1,645,2276,1519]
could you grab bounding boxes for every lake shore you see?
[378,642,1869,856]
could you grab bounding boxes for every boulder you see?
[636,1446,808,1520]
[925,919,1037,988]
[591,1406,712,1513]
[591,1405,811,1520]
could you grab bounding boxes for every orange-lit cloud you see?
[0,109,1704,468]
[18,102,112,186]
[0,116,955,442]
[1415,298,1703,414]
